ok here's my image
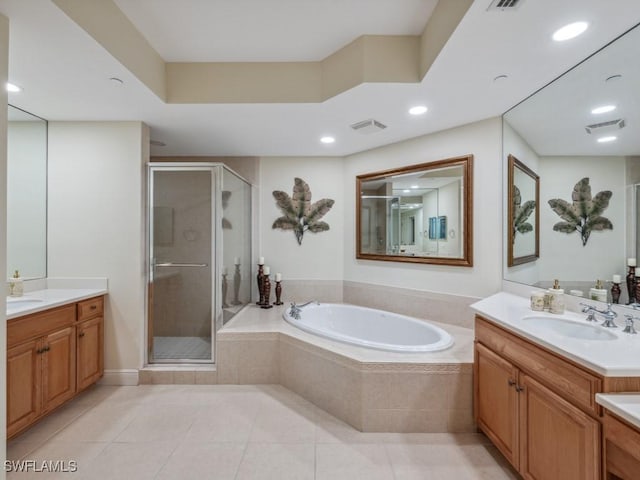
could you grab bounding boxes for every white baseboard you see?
[98,369,139,386]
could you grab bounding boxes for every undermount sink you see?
[522,316,618,341]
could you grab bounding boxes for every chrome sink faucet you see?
[580,303,618,328]
[623,315,638,334]
[288,300,319,320]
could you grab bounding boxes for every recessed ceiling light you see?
[591,105,616,115]
[411,185,419,189]
[409,105,428,115]
[6,82,21,93]
[109,77,124,85]
[320,136,335,144]
[493,75,508,82]
[552,22,588,42]
[605,74,622,83]
[403,189,410,193]
[597,136,617,143]
[150,140,167,147]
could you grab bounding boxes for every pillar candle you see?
[612,274,621,283]
[275,273,282,282]
[628,258,637,267]
[263,266,270,275]
[258,256,265,265]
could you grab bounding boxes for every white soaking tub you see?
[282,303,453,353]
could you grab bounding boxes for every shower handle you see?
[154,262,209,267]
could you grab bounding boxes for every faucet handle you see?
[580,302,594,312]
[623,314,638,334]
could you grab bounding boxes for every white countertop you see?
[6,288,107,320]
[471,292,640,377]
[596,394,640,430]
[221,303,474,364]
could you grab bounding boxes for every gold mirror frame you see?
[356,154,473,266]
[507,154,540,266]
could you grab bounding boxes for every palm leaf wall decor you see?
[548,177,613,246]
[512,185,536,243]
[272,178,335,245]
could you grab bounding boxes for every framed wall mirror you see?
[503,22,640,305]
[508,154,539,266]
[356,154,473,266]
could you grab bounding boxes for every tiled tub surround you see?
[218,304,474,433]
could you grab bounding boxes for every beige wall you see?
[344,117,503,298]
[1,13,9,478]
[47,122,147,378]
[258,156,345,282]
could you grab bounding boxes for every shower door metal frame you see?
[146,163,221,364]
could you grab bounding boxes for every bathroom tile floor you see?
[7,384,518,479]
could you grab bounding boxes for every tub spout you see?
[288,301,319,320]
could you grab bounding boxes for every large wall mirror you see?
[503,22,640,305]
[356,155,473,266]
[7,105,48,279]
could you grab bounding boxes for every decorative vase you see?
[260,275,273,309]
[221,273,229,308]
[256,264,264,305]
[627,266,636,304]
[232,264,241,305]
[274,280,283,305]
[611,282,621,304]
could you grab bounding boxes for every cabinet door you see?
[42,326,76,412]
[7,339,42,437]
[77,316,104,391]
[519,374,600,480]
[474,343,520,469]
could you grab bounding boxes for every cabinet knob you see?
[36,348,43,354]
[508,379,516,387]
[79,332,85,338]
[515,385,524,393]
[90,305,97,310]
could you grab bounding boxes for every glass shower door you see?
[149,167,214,363]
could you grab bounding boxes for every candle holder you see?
[222,273,229,308]
[256,264,265,305]
[260,274,273,309]
[232,264,242,305]
[627,266,636,304]
[274,280,283,305]
[611,281,621,304]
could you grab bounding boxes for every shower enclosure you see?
[147,163,252,363]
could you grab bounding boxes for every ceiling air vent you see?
[585,119,625,134]
[350,119,387,134]
[487,0,523,12]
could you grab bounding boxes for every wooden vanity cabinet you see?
[7,304,77,438]
[474,315,601,480]
[602,412,640,480]
[7,296,105,439]
[76,297,104,391]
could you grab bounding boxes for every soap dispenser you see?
[589,280,608,303]
[548,279,565,314]
[8,270,23,297]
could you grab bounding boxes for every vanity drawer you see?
[77,296,104,322]
[475,316,602,416]
[8,304,76,346]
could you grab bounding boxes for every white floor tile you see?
[235,443,315,480]
[7,384,516,480]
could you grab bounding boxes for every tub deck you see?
[217,304,475,433]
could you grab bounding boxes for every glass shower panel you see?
[150,169,213,362]
[221,169,252,326]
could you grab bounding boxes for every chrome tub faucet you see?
[288,301,319,320]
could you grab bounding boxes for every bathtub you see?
[282,303,454,353]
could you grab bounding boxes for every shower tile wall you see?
[154,171,212,338]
